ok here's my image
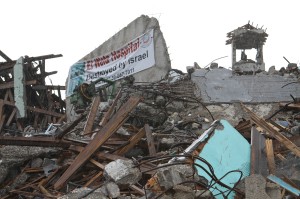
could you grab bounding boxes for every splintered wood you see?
[242,104,300,157]
[0,52,66,134]
[54,96,141,190]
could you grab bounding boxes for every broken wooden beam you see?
[0,80,37,90]
[115,126,146,155]
[0,50,12,62]
[265,138,276,174]
[55,114,85,139]
[250,127,268,176]
[83,96,101,135]
[32,85,66,90]
[54,96,141,190]
[145,124,156,156]
[273,135,300,153]
[99,89,122,126]
[242,104,300,157]
[279,102,300,110]
[1,99,64,118]
[0,136,71,148]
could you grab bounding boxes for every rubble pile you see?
[0,19,300,198]
[0,67,299,198]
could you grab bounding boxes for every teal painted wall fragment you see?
[195,120,251,199]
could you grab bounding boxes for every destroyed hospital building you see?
[0,15,299,199]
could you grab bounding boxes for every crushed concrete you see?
[0,146,59,184]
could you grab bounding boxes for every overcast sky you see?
[1,0,300,86]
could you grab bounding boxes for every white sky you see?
[1,0,300,86]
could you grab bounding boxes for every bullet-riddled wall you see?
[66,15,171,121]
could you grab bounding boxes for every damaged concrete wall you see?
[80,15,171,83]
[192,68,300,103]
[66,15,171,121]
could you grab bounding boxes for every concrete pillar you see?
[232,42,236,66]
[256,45,264,64]
[14,57,27,118]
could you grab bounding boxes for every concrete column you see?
[256,45,264,64]
[232,42,236,67]
[14,57,27,118]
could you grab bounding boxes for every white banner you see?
[67,29,155,97]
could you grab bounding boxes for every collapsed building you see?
[0,16,299,199]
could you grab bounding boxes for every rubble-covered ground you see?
[0,68,300,199]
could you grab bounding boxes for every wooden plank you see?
[1,99,65,118]
[33,113,39,129]
[27,106,64,118]
[6,108,17,126]
[115,127,146,155]
[242,104,300,157]
[0,80,37,89]
[54,96,140,190]
[32,85,66,90]
[265,139,276,174]
[273,135,300,153]
[7,89,14,102]
[276,153,287,161]
[145,124,156,156]
[56,114,84,139]
[84,171,103,187]
[99,89,122,126]
[279,102,300,110]
[130,185,145,195]
[0,99,4,122]
[250,127,268,176]
[89,159,105,169]
[0,136,71,148]
[3,90,9,101]
[83,96,101,135]
[0,114,6,133]
[69,145,128,162]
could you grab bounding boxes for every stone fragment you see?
[245,174,271,199]
[30,158,43,168]
[266,182,281,199]
[104,159,141,186]
[97,181,120,198]
[291,125,300,136]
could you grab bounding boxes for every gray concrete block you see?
[104,159,141,186]
[245,174,271,199]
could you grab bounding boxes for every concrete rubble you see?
[0,17,300,199]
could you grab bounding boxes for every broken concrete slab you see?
[104,159,142,186]
[192,68,300,103]
[58,187,108,199]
